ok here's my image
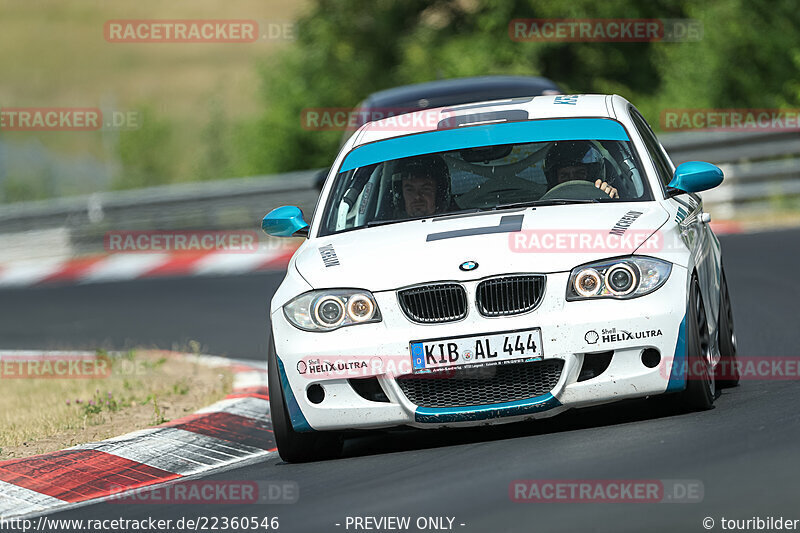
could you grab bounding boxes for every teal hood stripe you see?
[415,392,561,423]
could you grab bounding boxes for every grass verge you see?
[0,349,233,460]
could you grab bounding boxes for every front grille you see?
[396,359,564,408]
[398,283,467,323]
[476,275,545,317]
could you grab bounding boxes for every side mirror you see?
[666,161,723,196]
[261,205,309,237]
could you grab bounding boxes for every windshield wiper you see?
[491,198,601,211]
[364,201,597,228]
[365,208,485,228]
[365,213,448,227]
[366,216,427,228]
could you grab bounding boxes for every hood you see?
[295,203,669,292]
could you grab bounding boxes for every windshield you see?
[319,122,652,236]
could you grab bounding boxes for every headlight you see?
[605,263,636,296]
[314,296,345,327]
[574,268,602,297]
[284,289,382,331]
[566,257,672,301]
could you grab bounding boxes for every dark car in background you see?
[314,75,562,190]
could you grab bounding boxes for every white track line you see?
[73,427,272,475]
[80,254,171,283]
[196,397,270,419]
[0,259,65,287]
[191,250,279,276]
[0,481,64,517]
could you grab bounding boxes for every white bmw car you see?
[262,94,738,462]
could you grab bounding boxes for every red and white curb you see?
[0,222,754,290]
[0,244,300,289]
[0,352,273,520]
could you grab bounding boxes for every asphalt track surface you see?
[4,228,799,532]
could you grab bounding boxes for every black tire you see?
[716,268,740,388]
[268,336,343,463]
[677,276,716,411]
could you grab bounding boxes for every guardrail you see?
[0,130,797,261]
[0,169,322,260]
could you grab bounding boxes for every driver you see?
[543,141,618,198]
[395,155,451,217]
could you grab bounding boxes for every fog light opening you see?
[641,348,661,368]
[307,384,325,404]
[577,350,614,382]
[348,377,389,403]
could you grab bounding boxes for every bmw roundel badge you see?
[459,261,478,272]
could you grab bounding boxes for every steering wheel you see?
[539,180,611,201]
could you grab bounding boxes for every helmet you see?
[543,141,605,188]
[392,154,451,213]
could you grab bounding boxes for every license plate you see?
[410,328,543,373]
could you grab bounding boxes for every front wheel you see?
[677,276,716,411]
[267,335,343,463]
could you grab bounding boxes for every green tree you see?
[242,0,800,174]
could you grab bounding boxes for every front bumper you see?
[271,266,688,431]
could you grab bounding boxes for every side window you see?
[630,109,674,189]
